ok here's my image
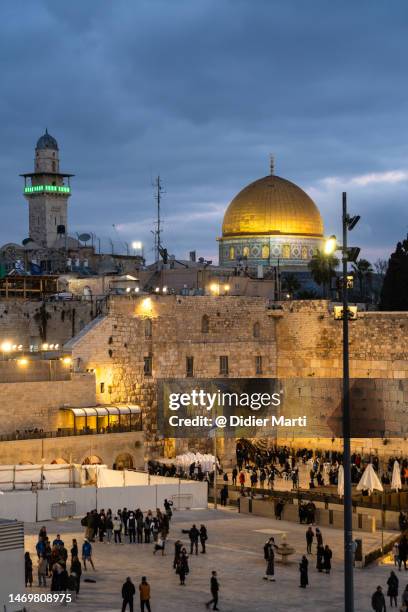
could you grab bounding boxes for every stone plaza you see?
[22,506,399,612]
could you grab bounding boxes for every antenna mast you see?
[155,175,164,262]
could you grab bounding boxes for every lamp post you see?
[341,191,354,612]
[325,192,360,612]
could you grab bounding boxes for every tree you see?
[308,250,339,298]
[351,258,373,299]
[281,273,300,298]
[380,236,408,310]
[374,258,388,278]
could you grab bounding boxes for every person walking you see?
[178,548,189,585]
[70,555,82,595]
[299,555,309,588]
[315,527,323,549]
[232,467,238,486]
[263,538,276,582]
[139,576,151,612]
[70,538,78,562]
[82,539,95,571]
[173,540,182,570]
[38,555,47,587]
[398,536,408,571]
[200,525,208,554]
[387,570,399,607]
[401,584,408,609]
[323,545,332,574]
[206,570,220,610]
[316,543,324,573]
[128,512,136,544]
[153,535,165,556]
[306,527,314,555]
[121,577,136,612]
[24,552,33,587]
[371,585,386,611]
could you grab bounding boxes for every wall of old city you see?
[0,373,95,436]
[66,296,408,461]
[0,300,95,348]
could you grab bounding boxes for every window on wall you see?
[255,355,263,375]
[219,355,229,376]
[100,382,105,393]
[201,314,209,333]
[144,356,152,376]
[145,318,152,338]
[186,356,194,377]
[253,322,260,338]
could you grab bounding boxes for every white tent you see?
[337,465,344,498]
[356,463,383,495]
[391,460,402,492]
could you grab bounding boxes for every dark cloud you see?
[0,0,407,262]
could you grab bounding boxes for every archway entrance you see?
[82,455,103,465]
[114,453,134,470]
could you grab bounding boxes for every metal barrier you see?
[50,501,76,519]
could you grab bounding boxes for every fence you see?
[0,480,208,522]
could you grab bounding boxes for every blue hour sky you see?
[1,0,407,264]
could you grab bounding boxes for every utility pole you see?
[213,427,217,509]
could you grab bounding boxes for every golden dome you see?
[222,174,324,238]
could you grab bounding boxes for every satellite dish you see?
[78,233,91,243]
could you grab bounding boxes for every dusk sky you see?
[1,1,408,264]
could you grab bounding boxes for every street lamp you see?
[325,192,360,612]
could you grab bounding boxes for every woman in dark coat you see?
[70,555,82,594]
[263,538,276,582]
[24,552,33,587]
[323,545,332,574]
[178,549,189,585]
[316,544,324,572]
[386,570,398,607]
[299,555,309,588]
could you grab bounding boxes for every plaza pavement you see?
[22,506,401,612]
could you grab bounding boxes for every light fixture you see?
[41,343,49,350]
[54,344,60,350]
[17,357,28,366]
[49,343,55,350]
[155,287,160,293]
[126,287,131,293]
[324,235,337,255]
[61,356,72,365]
[210,283,219,294]
[12,345,17,351]
[224,284,230,292]
[134,287,140,293]
[17,345,23,351]
[162,286,168,294]
[347,215,360,231]
[1,341,13,353]
[132,241,142,250]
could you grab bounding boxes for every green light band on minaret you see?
[24,185,70,194]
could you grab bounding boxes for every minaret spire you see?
[269,154,275,175]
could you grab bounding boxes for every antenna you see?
[153,175,165,262]
[269,154,275,175]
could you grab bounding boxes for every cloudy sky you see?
[1,0,407,264]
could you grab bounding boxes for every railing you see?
[0,422,143,442]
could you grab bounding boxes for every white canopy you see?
[391,460,402,492]
[337,465,344,498]
[356,463,383,495]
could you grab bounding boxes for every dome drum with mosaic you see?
[218,173,324,269]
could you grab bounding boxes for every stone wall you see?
[54,296,408,460]
[0,431,144,467]
[0,300,95,348]
[0,373,95,435]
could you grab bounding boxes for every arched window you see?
[253,322,260,338]
[243,246,250,258]
[145,318,152,337]
[262,245,270,259]
[201,314,209,333]
[229,246,235,260]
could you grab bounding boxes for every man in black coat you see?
[121,577,136,612]
[206,570,219,610]
[189,524,200,555]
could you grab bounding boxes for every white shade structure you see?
[337,465,344,498]
[356,463,383,495]
[391,460,402,492]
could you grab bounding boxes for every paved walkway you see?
[22,507,401,612]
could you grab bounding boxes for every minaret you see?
[20,130,74,247]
